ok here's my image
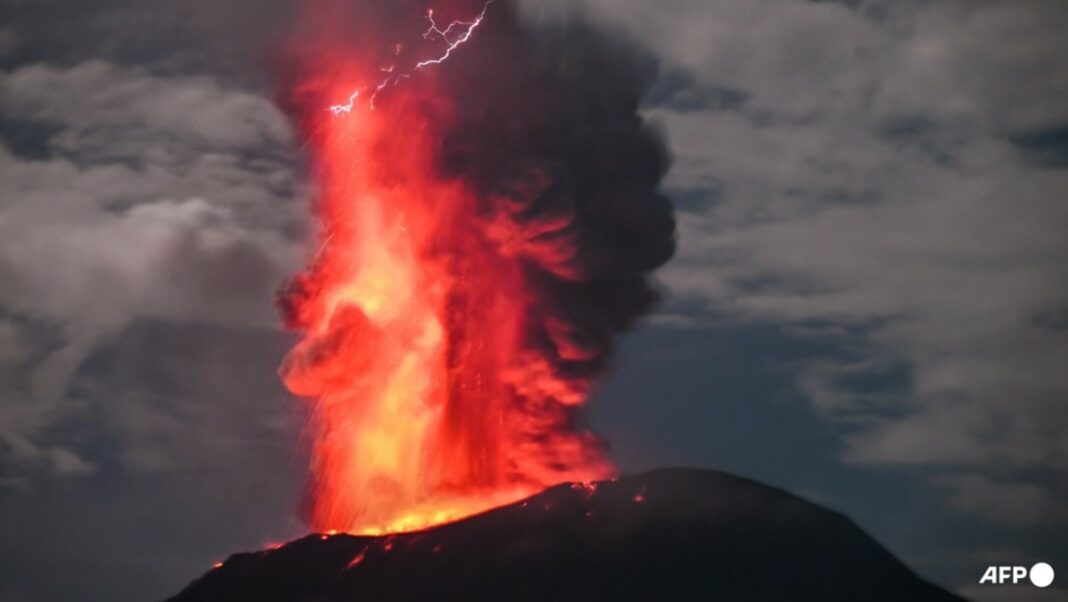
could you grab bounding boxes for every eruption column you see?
[278,0,675,535]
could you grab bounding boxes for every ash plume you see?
[436,2,677,391]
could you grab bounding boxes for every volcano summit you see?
[168,468,962,602]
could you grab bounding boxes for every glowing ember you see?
[278,0,674,536]
[346,549,368,569]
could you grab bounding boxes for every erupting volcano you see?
[167,4,968,600]
[276,0,675,534]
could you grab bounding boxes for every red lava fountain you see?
[277,0,674,535]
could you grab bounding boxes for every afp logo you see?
[979,562,1055,588]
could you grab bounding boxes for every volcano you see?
[167,468,962,601]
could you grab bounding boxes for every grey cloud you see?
[559,0,1068,134]
[550,0,888,118]
[646,68,748,113]
[0,61,303,230]
[46,446,96,476]
[2,61,291,157]
[0,58,305,485]
[873,1,1068,133]
[935,473,1068,526]
[1012,127,1068,169]
[0,0,295,83]
[73,319,302,477]
[560,0,1068,528]
[0,321,308,602]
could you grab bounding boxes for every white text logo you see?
[979,563,1054,588]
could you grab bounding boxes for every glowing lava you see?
[278,1,618,534]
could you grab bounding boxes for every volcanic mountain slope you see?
[168,468,963,601]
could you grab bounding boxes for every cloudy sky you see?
[1,0,1066,600]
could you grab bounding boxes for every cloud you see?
[935,473,1068,526]
[556,0,1068,526]
[0,59,305,484]
[47,446,97,476]
[0,321,308,602]
[3,61,290,152]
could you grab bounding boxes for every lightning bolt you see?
[328,90,360,116]
[415,0,493,69]
[328,0,494,114]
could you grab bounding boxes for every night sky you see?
[1,1,1066,601]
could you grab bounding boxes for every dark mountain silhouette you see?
[167,468,964,601]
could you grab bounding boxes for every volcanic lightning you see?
[328,90,360,116]
[415,1,493,68]
[328,0,493,113]
[278,0,675,536]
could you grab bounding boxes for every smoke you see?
[275,0,675,532]
[438,2,676,373]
